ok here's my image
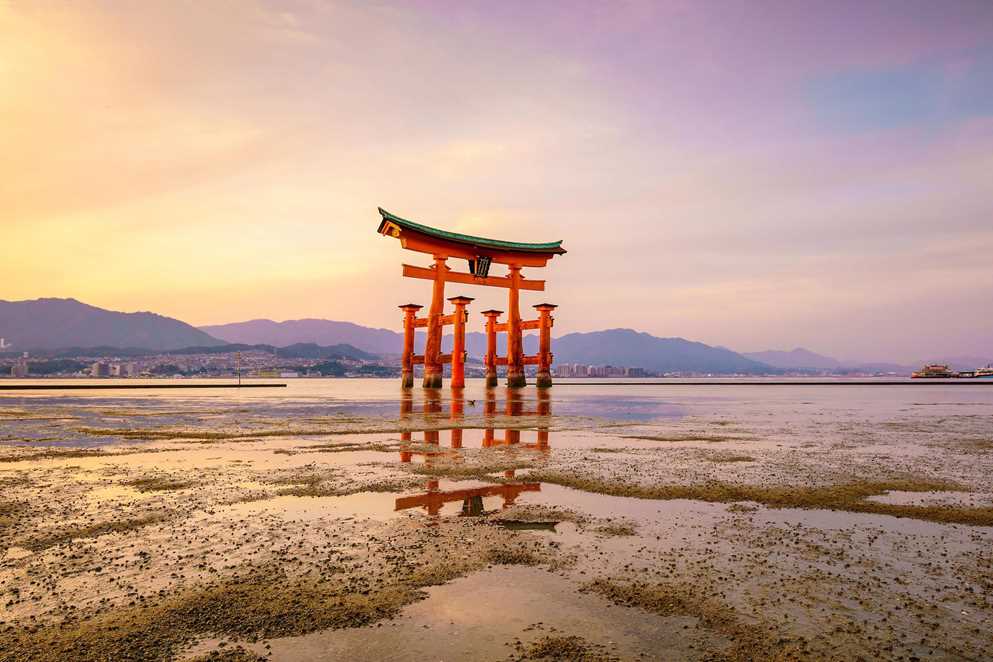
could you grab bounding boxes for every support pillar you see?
[481,309,502,389]
[536,387,551,450]
[482,389,496,447]
[423,394,441,445]
[447,296,473,389]
[506,265,526,388]
[399,304,422,389]
[505,388,522,445]
[423,255,448,388]
[534,303,557,388]
[450,392,464,448]
[399,391,413,461]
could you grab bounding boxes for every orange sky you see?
[3,2,992,362]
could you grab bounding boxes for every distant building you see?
[91,362,110,378]
[11,353,28,378]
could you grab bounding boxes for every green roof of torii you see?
[378,208,566,254]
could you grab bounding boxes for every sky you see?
[2,0,992,363]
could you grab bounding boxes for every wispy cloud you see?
[2,1,992,361]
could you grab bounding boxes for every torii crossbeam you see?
[377,208,566,389]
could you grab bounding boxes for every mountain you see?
[202,320,770,373]
[200,319,402,355]
[548,329,772,374]
[742,347,843,370]
[0,298,224,352]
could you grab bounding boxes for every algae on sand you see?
[528,471,993,526]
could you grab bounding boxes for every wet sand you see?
[1,380,991,660]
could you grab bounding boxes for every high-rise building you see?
[91,362,110,378]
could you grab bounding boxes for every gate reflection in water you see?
[395,389,551,517]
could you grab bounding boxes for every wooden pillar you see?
[399,304,422,389]
[482,389,496,447]
[536,387,550,450]
[450,391,464,448]
[423,393,441,445]
[399,392,413,461]
[506,265,526,388]
[423,255,448,388]
[534,303,557,388]
[505,389,521,444]
[447,296,473,389]
[481,309,502,388]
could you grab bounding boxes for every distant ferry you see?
[957,365,993,379]
[911,363,993,379]
[911,364,956,378]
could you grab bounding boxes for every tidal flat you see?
[1,380,992,661]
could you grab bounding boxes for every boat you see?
[911,364,957,378]
[966,364,993,379]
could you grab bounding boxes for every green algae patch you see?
[0,567,416,662]
[0,500,26,530]
[594,521,637,537]
[124,477,194,492]
[1,542,552,662]
[511,634,619,661]
[623,434,747,443]
[485,547,543,566]
[189,646,267,662]
[583,578,809,661]
[303,441,399,453]
[275,477,416,498]
[529,471,993,526]
[21,513,169,551]
[0,449,107,463]
[705,454,755,463]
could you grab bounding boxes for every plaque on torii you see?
[377,208,566,389]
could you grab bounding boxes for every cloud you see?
[2,1,992,362]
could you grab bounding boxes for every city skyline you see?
[3,2,993,363]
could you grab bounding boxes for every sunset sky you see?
[2,1,992,362]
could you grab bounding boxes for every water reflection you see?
[395,389,551,517]
[394,480,540,517]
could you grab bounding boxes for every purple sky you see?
[3,1,992,362]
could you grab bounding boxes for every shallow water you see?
[2,378,992,661]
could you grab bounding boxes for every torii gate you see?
[377,208,566,389]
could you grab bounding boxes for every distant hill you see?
[200,319,402,354]
[549,329,772,374]
[202,320,771,373]
[742,348,843,370]
[0,298,224,352]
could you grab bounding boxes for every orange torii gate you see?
[377,208,566,389]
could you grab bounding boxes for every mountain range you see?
[0,298,222,352]
[202,319,771,373]
[200,319,401,355]
[8,298,983,374]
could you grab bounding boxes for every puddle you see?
[184,565,705,662]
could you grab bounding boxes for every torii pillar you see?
[448,296,473,389]
[534,303,557,388]
[481,309,502,389]
[505,265,526,388]
[399,304,423,389]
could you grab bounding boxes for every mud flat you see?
[1,380,991,660]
